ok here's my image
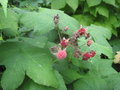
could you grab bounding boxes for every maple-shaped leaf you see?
[87,24,112,48]
[54,60,82,84]
[73,73,109,90]
[114,52,120,64]
[91,59,117,76]
[20,8,80,36]
[18,71,67,90]
[0,42,58,90]
[0,9,18,37]
[90,42,113,59]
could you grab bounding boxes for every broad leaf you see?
[90,42,113,59]
[74,73,108,90]
[18,71,67,90]
[0,42,58,90]
[0,0,8,16]
[51,0,66,9]
[103,0,117,7]
[54,60,82,84]
[87,24,112,48]
[86,0,101,7]
[91,59,117,76]
[104,73,120,90]
[66,0,78,11]
[110,39,120,53]
[18,36,48,48]
[20,8,80,36]
[94,21,117,36]
[19,0,44,7]
[96,6,109,18]
[0,9,18,36]
[73,14,94,25]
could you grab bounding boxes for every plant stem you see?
[55,24,61,41]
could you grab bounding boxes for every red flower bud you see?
[77,27,86,35]
[60,37,69,48]
[87,40,92,46]
[90,51,96,57]
[83,52,91,60]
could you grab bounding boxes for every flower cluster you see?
[51,15,96,61]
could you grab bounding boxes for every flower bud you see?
[87,40,92,46]
[83,52,91,60]
[77,27,86,35]
[60,37,69,48]
[90,51,96,57]
[53,14,59,25]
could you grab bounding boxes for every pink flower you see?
[60,37,69,48]
[56,49,67,60]
[87,40,92,46]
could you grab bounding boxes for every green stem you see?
[55,24,61,41]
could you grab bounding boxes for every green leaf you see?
[103,0,116,7]
[51,0,66,9]
[104,73,120,90]
[54,71,67,90]
[91,59,117,76]
[18,77,55,90]
[19,36,48,48]
[0,35,3,40]
[72,14,94,25]
[94,21,118,36]
[0,0,8,16]
[19,0,44,7]
[54,60,82,84]
[78,37,90,52]
[110,39,120,53]
[106,15,119,28]
[90,42,113,59]
[87,24,112,48]
[74,73,108,90]
[0,42,58,90]
[86,0,102,7]
[0,9,18,37]
[66,0,78,11]
[18,71,67,90]
[20,8,80,36]
[96,6,109,18]
[44,29,58,42]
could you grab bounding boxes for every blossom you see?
[55,49,67,60]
